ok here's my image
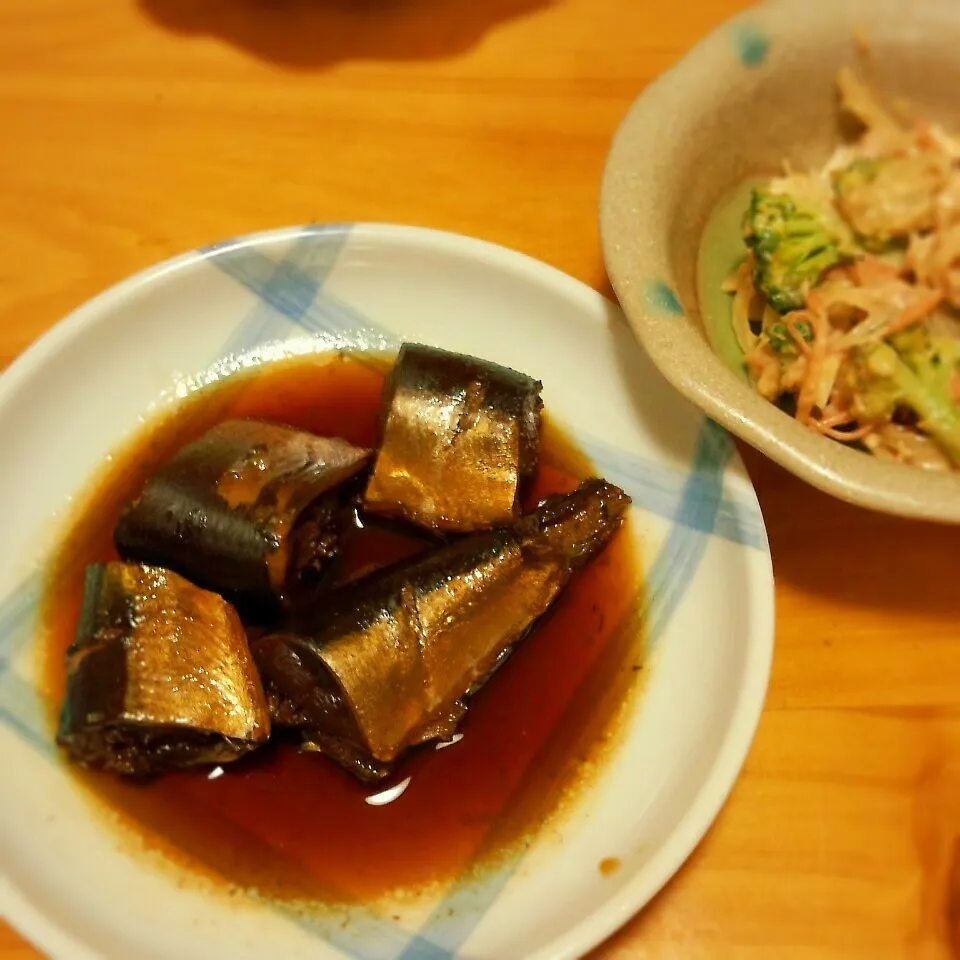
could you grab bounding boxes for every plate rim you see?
[0,222,775,960]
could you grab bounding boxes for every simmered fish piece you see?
[254,479,630,781]
[57,563,270,776]
[114,419,371,617]
[363,343,543,532]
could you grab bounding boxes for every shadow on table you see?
[137,0,554,70]
[737,444,960,620]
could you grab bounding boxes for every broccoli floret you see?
[743,187,854,314]
[833,160,888,249]
[847,333,960,465]
[896,328,960,405]
[765,318,813,353]
[834,157,882,191]
[888,326,930,359]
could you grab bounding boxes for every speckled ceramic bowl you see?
[600,0,960,523]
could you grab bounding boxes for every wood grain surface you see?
[1,0,958,957]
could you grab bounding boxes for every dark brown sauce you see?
[41,353,644,906]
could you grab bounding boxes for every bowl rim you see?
[599,0,960,524]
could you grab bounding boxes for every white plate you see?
[0,224,774,960]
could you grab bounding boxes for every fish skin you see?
[57,562,270,776]
[363,343,543,533]
[114,419,371,618]
[253,478,631,782]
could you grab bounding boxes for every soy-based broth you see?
[42,352,644,905]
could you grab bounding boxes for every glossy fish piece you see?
[363,343,543,532]
[57,562,270,776]
[253,478,630,781]
[114,419,371,618]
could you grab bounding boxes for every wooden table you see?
[2,0,959,956]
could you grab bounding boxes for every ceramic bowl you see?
[600,0,960,523]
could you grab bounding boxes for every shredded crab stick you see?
[887,289,945,335]
[810,414,874,442]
